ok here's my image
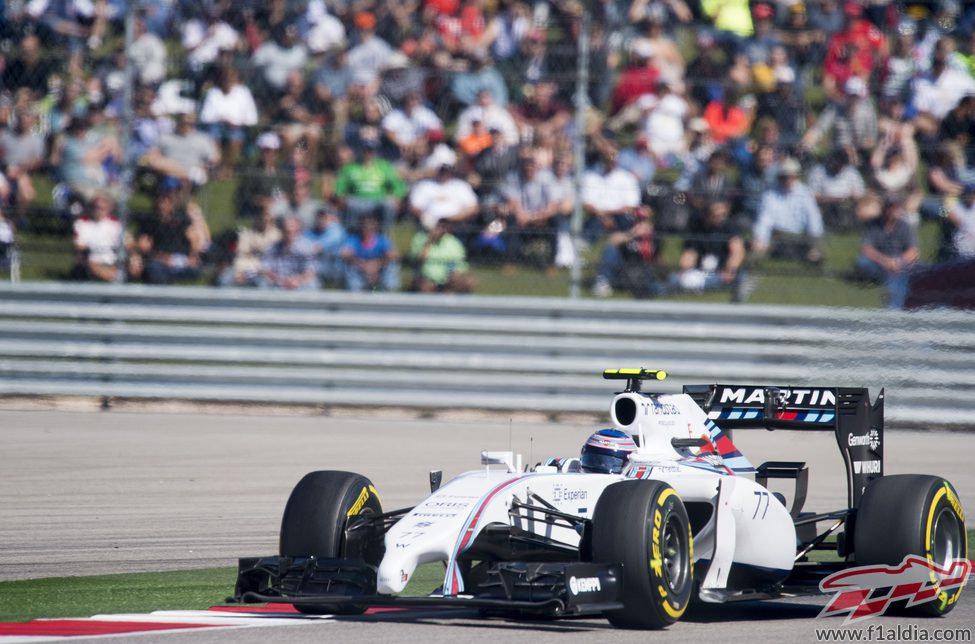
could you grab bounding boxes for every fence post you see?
[113,4,137,284]
[569,7,590,300]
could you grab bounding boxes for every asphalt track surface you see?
[2,409,974,643]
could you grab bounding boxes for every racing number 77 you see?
[753,491,770,520]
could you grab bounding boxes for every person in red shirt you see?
[823,2,887,98]
[610,42,660,116]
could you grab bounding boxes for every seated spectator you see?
[408,163,479,231]
[218,199,282,287]
[757,66,806,150]
[581,149,641,244]
[271,70,328,169]
[822,2,887,99]
[340,215,400,292]
[131,183,207,285]
[181,8,239,79]
[149,111,220,187]
[72,193,122,282]
[808,149,865,231]
[686,148,738,215]
[450,48,509,109]
[275,181,324,229]
[0,205,16,276]
[512,80,570,142]
[801,76,877,163]
[617,134,656,186]
[591,206,662,299]
[641,80,689,162]
[0,34,55,100]
[52,114,122,201]
[346,12,393,91]
[235,132,291,218]
[913,37,975,139]
[0,111,44,219]
[855,197,919,309]
[500,152,559,269]
[703,86,751,146]
[252,23,309,97]
[946,185,975,260]
[382,92,444,164]
[260,216,319,290]
[409,219,475,293]
[199,67,259,180]
[870,121,919,197]
[303,207,347,286]
[669,198,750,302]
[456,89,519,147]
[739,144,778,229]
[128,12,167,86]
[609,40,660,117]
[470,126,518,196]
[752,158,824,264]
[334,132,407,230]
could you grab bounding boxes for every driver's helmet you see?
[580,429,638,474]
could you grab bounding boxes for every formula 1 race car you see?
[232,369,968,628]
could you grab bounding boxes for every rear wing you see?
[683,384,884,508]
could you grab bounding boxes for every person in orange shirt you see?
[703,87,751,144]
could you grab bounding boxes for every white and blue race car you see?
[233,369,967,628]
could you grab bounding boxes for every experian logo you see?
[568,576,602,595]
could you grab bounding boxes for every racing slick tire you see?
[592,480,693,629]
[279,470,383,615]
[854,474,967,617]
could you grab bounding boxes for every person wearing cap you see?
[946,185,975,260]
[801,74,877,162]
[340,214,400,292]
[302,206,347,286]
[132,183,207,285]
[822,1,887,99]
[409,218,475,294]
[259,216,319,291]
[752,157,824,264]
[334,130,407,230]
[346,12,393,90]
[855,196,918,309]
[591,205,664,299]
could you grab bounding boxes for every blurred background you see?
[0,0,973,308]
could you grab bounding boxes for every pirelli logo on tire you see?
[347,484,380,517]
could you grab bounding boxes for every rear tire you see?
[854,474,967,616]
[592,480,693,629]
[279,470,383,614]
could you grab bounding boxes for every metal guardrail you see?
[0,282,972,426]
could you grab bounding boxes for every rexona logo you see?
[718,388,836,407]
[819,555,971,623]
[848,429,881,451]
[852,460,881,474]
[568,576,602,595]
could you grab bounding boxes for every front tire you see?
[854,474,967,617]
[592,480,693,629]
[279,470,383,614]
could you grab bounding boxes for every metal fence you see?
[0,281,972,426]
[0,2,973,305]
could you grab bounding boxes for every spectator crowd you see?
[1,0,975,306]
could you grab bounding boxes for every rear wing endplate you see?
[683,384,885,508]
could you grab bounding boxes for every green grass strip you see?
[1,531,972,622]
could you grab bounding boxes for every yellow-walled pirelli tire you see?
[592,480,693,629]
[854,474,967,617]
[279,470,383,615]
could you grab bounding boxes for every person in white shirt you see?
[455,89,520,146]
[346,12,392,91]
[252,24,308,94]
[409,164,479,231]
[913,37,975,137]
[382,93,444,163]
[642,80,689,160]
[199,67,258,179]
[582,149,642,243]
[128,12,167,85]
[73,193,122,282]
[947,184,975,259]
[303,0,346,54]
[182,12,238,76]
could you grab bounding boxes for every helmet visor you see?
[580,451,626,474]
